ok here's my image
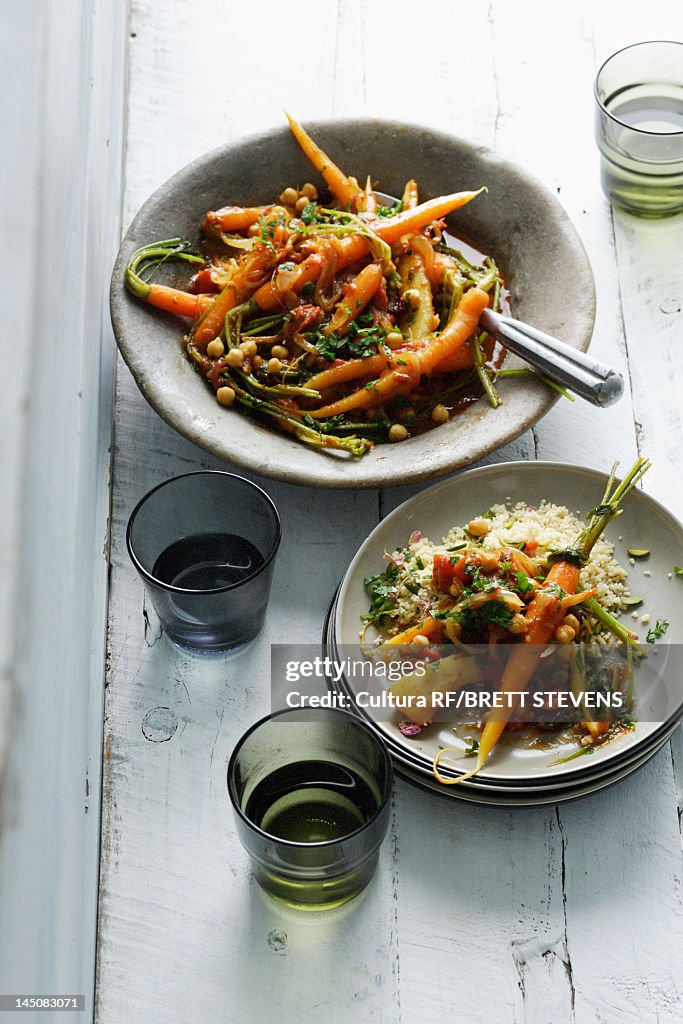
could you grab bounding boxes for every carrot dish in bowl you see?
[124,115,565,458]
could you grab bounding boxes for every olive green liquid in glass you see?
[599,83,683,216]
[245,760,381,909]
[246,760,377,843]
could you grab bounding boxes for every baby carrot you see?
[401,179,419,210]
[398,249,439,339]
[192,278,244,347]
[415,287,489,374]
[306,352,422,419]
[146,285,215,319]
[252,253,325,310]
[356,175,378,214]
[374,189,486,245]
[306,352,391,392]
[203,205,274,232]
[386,617,445,646]
[286,112,361,209]
[324,262,383,336]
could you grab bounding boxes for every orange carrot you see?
[356,175,378,214]
[433,347,475,373]
[386,617,445,646]
[252,253,325,311]
[306,352,391,392]
[286,113,361,208]
[374,189,486,245]
[203,205,274,232]
[397,248,438,339]
[192,278,244,348]
[146,285,215,319]
[413,287,489,375]
[401,179,419,210]
[324,262,383,336]
[306,352,422,419]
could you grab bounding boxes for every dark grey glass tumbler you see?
[127,472,281,655]
[228,708,393,910]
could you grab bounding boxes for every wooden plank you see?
[0,0,127,1015]
[97,1,393,1020]
[98,1,683,1022]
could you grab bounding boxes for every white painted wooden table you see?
[2,2,683,1022]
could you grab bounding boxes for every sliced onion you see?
[314,240,342,311]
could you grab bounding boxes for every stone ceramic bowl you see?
[110,120,596,488]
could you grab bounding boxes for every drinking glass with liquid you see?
[594,41,683,216]
[127,472,281,655]
[228,709,393,910]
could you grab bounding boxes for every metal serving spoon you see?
[377,193,624,407]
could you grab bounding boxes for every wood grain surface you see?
[93,2,683,1022]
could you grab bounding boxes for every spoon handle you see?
[480,308,624,407]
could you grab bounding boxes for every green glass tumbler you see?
[228,708,393,910]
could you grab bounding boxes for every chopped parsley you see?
[516,570,534,594]
[376,199,403,218]
[363,565,399,627]
[674,566,683,576]
[307,309,386,361]
[646,618,669,643]
[299,202,323,224]
[451,601,514,632]
[463,563,498,594]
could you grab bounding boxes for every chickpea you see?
[295,196,310,214]
[404,288,420,308]
[385,331,404,349]
[563,614,580,635]
[206,338,224,358]
[271,344,289,360]
[555,624,576,644]
[507,613,528,635]
[279,186,299,206]
[388,423,409,442]
[467,517,490,538]
[413,634,430,646]
[253,355,264,370]
[445,619,462,643]
[240,339,258,358]
[449,580,464,598]
[300,182,318,200]
[225,348,244,368]
[216,386,235,407]
[267,357,283,374]
[431,403,449,425]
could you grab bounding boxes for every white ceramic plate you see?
[391,732,671,806]
[333,461,683,783]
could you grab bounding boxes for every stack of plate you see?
[324,462,683,807]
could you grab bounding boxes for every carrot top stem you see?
[125,238,203,301]
[577,457,651,561]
